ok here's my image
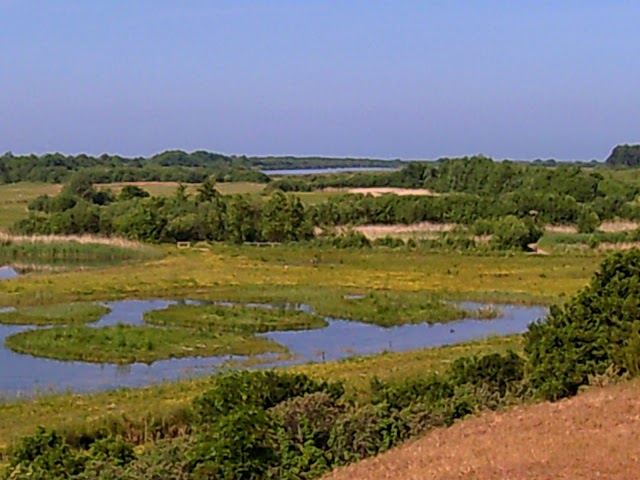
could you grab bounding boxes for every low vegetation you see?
[0,303,109,326]
[5,324,286,364]
[144,303,327,332]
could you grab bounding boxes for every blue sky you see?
[0,1,637,160]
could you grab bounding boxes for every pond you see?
[0,299,547,398]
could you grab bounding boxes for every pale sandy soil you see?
[599,242,640,251]
[324,380,640,480]
[599,220,639,233]
[544,225,577,234]
[351,222,457,240]
[326,187,439,197]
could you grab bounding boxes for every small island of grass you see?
[0,302,110,326]
[5,324,286,364]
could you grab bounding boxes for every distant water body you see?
[261,167,399,176]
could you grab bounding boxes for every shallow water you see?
[0,299,547,398]
[0,266,19,280]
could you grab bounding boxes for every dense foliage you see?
[15,176,313,244]
[525,249,640,400]
[605,144,640,167]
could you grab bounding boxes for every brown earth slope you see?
[324,381,640,480]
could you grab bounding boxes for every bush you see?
[490,215,542,251]
[525,249,640,400]
[192,371,343,425]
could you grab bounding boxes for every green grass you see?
[144,303,327,332]
[0,183,62,228]
[0,244,600,308]
[0,335,522,450]
[0,302,110,326]
[0,240,161,267]
[5,323,285,364]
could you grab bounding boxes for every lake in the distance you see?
[262,167,399,175]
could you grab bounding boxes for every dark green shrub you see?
[192,371,344,425]
[370,375,454,410]
[525,249,640,400]
[5,427,86,479]
[490,215,542,251]
[447,351,525,396]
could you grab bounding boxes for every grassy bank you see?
[5,324,286,364]
[0,335,521,450]
[0,302,109,326]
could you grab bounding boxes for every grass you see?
[0,335,522,450]
[144,303,327,332]
[0,302,109,326]
[0,183,62,229]
[0,244,599,308]
[5,323,285,364]
[0,239,161,267]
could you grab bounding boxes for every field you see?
[324,379,640,480]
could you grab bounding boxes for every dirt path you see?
[324,380,640,480]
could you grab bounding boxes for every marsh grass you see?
[0,245,598,309]
[5,323,285,364]
[144,303,327,332]
[0,302,109,326]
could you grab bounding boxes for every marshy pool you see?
[0,299,547,398]
[0,266,19,280]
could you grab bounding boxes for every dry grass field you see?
[325,380,640,480]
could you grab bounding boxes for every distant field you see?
[0,183,62,228]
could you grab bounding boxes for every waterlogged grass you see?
[145,303,327,332]
[0,335,522,450]
[0,302,110,326]
[0,245,600,308]
[5,324,285,364]
[0,237,161,267]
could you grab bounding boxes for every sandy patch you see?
[326,187,439,197]
[545,225,578,234]
[350,222,457,240]
[598,220,639,233]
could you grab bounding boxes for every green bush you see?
[490,215,542,251]
[525,249,640,400]
[192,371,344,425]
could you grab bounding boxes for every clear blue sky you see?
[1,1,637,160]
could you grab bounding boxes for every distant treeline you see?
[14,159,640,248]
[605,144,640,167]
[2,144,635,186]
[0,150,269,184]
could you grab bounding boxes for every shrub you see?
[525,249,640,400]
[491,215,542,251]
[192,371,343,425]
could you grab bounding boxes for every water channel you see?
[0,296,547,398]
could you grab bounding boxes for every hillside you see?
[324,380,640,480]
